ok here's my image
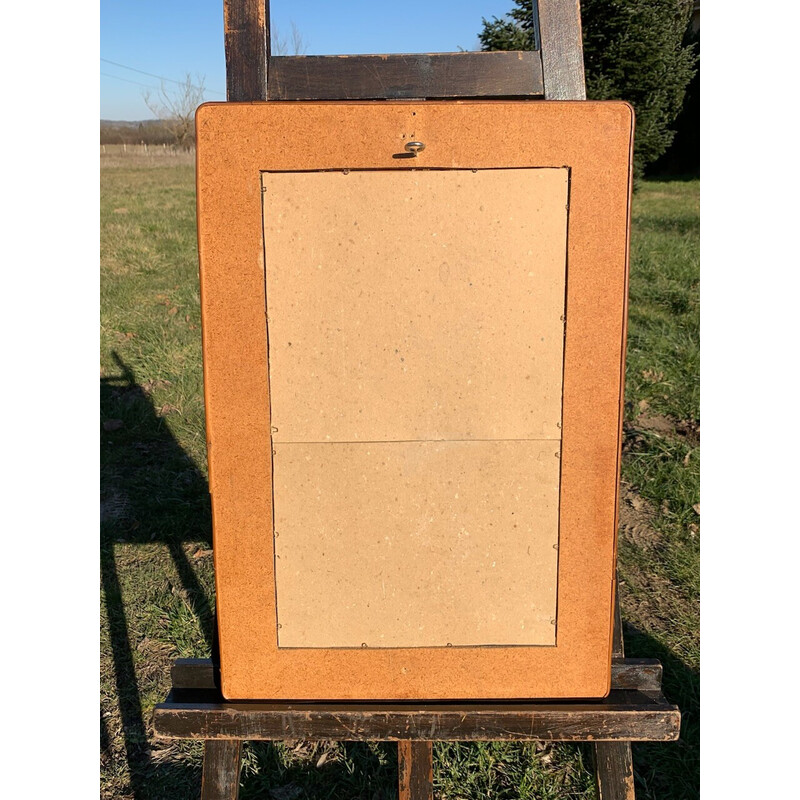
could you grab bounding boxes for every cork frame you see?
[195,100,634,700]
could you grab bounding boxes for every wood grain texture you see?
[398,741,434,800]
[267,52,544,100]
[592,580,637,797]
[594,741,636,800]
[172,658,218,690]
[223,0,269,101]
[201,740,242,800]
[154,690,680,741]
[609,659,661,692]
[538,0,587,99]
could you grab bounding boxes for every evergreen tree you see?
[478,0,535,51]
[479,0,697,178]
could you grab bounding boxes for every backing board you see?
[196,101,634,700]
[264,168,567,649]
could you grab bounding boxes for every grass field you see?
[100,151,699,800]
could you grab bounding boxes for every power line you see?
[100,57,224,96]
[100,72,160,91]
[100,58,190,87]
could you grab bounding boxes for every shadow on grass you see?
[100,353,401,799]
[643,172,700,184]
[631,214,700,237]
[101,352,215,799]
[623,623,699,800]
[239,742,398,800]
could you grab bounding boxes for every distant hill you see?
[100,119,154,127]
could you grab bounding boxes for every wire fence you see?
[100,143,196,167]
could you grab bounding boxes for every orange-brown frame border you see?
[195,101,634,700]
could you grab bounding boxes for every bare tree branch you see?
[290,21,308,56]
[271,21,308,56]
[143,73,206,150]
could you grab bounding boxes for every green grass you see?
[618,179,699,800]
[101,155,699,800]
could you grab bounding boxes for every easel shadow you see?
[101,351,213,798]
[239,741,397,800]
[623,623,699,799]
[101,353,400,799]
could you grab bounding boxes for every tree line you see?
[480,0,698,178]
[100,119,185,147]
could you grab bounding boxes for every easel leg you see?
[592,582,635,800]
[398,741,433,800]
[201,740,242,800]
[593,741,635,800]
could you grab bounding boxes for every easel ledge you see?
[155,657,679,742]
[153,656,678,799]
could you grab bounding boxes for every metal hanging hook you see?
[404,141,425,156]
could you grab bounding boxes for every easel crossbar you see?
[154,659,679,743]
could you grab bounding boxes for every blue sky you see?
[101,0,515,120]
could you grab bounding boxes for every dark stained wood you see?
[170,657,663,693]
[224,0,269,101]
[153,689,680,742]
[611,659,662,692]
[537,0,586,99]
[398,741,434,800]
[267,52,544,100]
[173,658,218,690]
[201,740,242,800]
[594,741,636,800]
[612,582,625,658]
[593,583,637,798]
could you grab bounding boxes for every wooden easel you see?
[153,2,680,797]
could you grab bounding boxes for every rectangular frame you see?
[196,101,634,700]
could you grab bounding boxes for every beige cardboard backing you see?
[195,100,634,700]
[265,168,567,650]
[263,168,569,442]
[274,440,560,648]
